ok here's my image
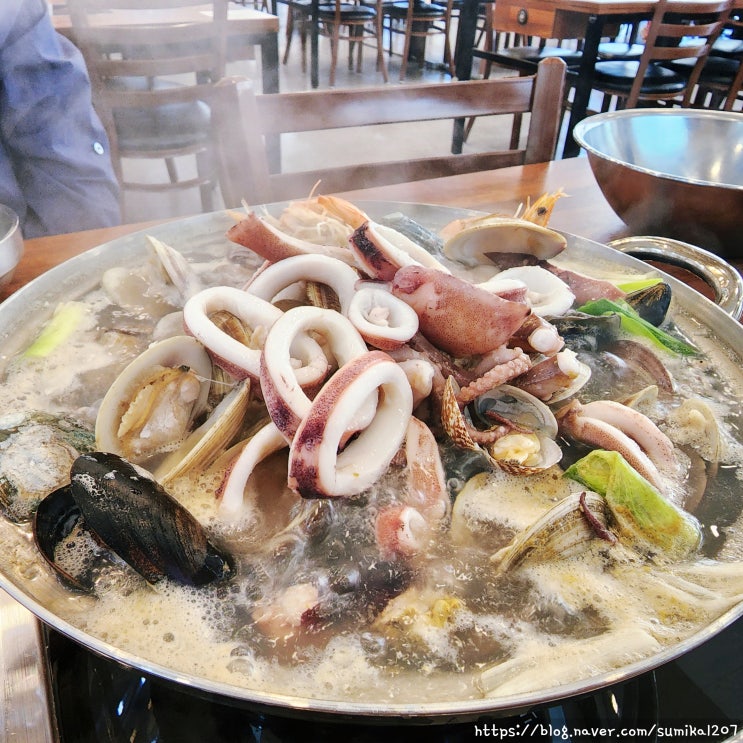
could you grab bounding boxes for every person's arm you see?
[0,0,121,238]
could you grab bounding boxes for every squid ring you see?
[347,286,419,350]
[182,286,282,381]
[260,306,369,440]
[288,350,413,498]
[218,421,288,520]
[246,254,360,315]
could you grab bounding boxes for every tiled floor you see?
[122,6,542,223]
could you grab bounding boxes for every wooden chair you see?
[317,0,388,86]
[283,0,388,85]
[591,0,734,110]
[682,12,743,110]
[281,0,314,72]
[383,0,455,81]
[66,0,230,220]
[216,57,566,206]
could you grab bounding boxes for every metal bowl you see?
[573,109,743,257]
[0,205,23,292]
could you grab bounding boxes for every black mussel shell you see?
[67,452,233,587]
[625,282,672,327]
[34,485,91,592]
[548,312,622,352]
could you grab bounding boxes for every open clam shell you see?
[473,385,561,474]
[155,379,253,486]
[442,381,563,475]
[491,490,613,573]
[442,216,567,269]
[95,335,213,466]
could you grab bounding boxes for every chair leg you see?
[510,113,522,150]
[196,149,215,213]
[328,23,341,86]
[442,17,455,77]
[399,27,412,81]
[300,14,308,73]
[282,8,295,65]
[356,27,365,72]
[463,55,494,142]
[165,157,178,183]
[375,15,389,82]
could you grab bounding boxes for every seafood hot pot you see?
[1,203,743,741]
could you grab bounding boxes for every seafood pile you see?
[1,194,742,707]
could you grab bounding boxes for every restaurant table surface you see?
[453,0,743,157]
[6,157,742,306]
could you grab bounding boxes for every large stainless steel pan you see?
[0,203,742,723]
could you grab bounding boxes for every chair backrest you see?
[218,56,566,206]
[722,14,743,109]
[627,0,733,107]
[67,0,229,80]
[66,0,229,153]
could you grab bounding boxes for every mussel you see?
[625,282,672,327]
[34,452,233,592]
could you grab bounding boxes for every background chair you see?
[465,9,582,150]
[67,0,230,220]
[283,0,388,85]
[383,0,455,81]
[317,0,388,86]
[591,0,734,110]
[216,57,566,206]
[281,0,314,72]
[679,12,743,110]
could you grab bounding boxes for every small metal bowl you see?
[0,205,23,293]
[573,109,743,257]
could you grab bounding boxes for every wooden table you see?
[5,157,741,303]
[53,5,281,95]
[453,0,741,157]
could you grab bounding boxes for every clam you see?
[155,379,254,486]
[146,235,204,303]
[442,381,562,475]
[491,490,614,573]
[442,215,567,269]
[0,412,94,523]
[472,385,563,474]
[605,339,676,394]
[95,335,213,466]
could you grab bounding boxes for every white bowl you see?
[0,205,23,292]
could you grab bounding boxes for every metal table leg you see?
[562,13,603,158]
